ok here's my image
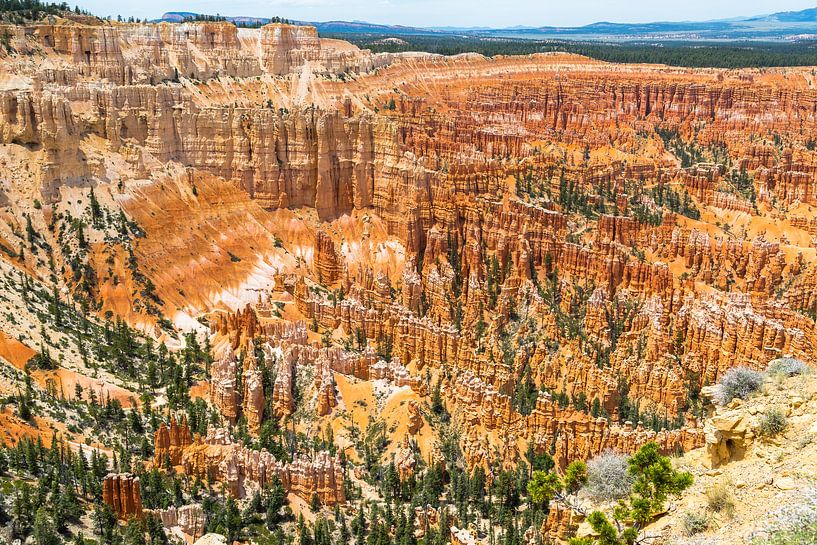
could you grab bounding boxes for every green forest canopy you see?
[323,33,817,68]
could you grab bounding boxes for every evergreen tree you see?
[123,518,147,545]
[33,507,60,545]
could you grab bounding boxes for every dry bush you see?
[765,358,809,378]
[585,450,633,501]
[715,367,763,405]
[705,480,735,517]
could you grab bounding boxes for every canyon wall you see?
[1,17,816,503]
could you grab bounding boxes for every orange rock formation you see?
[179,429,346,505]
[102,473,144,519]
[2,16,817,516]
[154,415,194,467]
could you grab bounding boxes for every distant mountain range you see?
[159,6,817,41]
[159,13,448,35]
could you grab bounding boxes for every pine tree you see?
[89,187,102,227]
[224,496,242,542]
[123,518,147,545]
[33,507,60,545]
[11,482,33,538]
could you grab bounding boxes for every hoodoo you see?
[0,3,815,545]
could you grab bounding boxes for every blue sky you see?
[77,0,817,28]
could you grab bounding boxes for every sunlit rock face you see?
[1,15,816,494]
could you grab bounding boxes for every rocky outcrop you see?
[394,435,417,481]
[212,305,259,352]
[152,504,206,541]
[414,505,439,538]
[286,451,346,506]
[259,24,321,75]
[407,400,424,435]
[0,20,391,85]
[209,347,239,424]
[271,346,297,418]
[102,474,144,519]
[676,293,809,381]
[450,527,482,545]
[294,275,462,372]
[704,409,754,469]
[315,357,339,416]
[192,534,228,545]
[242,357,265,434]
[452,371,704,471]
[181,429,345,505]
[370,357,414,387]
[154,415,193,467]
[315,230,343,284]
[541,504,583,545]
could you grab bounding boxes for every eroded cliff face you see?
[154,415,193,466]
[179,428,346,506]
[1,17,816,518]
[0,20,389,84]
[102,473,144,519]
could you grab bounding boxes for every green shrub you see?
[758,409,787,437]
[564,460,588,493]
[754,520,817,544]
[682,511,709,536]
[766,358,808,377]
[572,442,693,545]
